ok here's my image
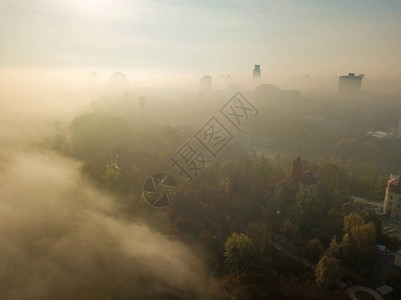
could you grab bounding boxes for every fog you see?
[2,1,401,298]
[0,153,207,299]
[3,69,401,298]
[0,77,207,299]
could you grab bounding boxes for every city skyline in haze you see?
[1,0,401,93]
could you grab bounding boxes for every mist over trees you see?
[2,0,401,297]
[2,67,401,298]
[1,3,401,295]
[24,86,396,298]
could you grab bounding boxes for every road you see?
[268,240,316,270]
[346,286,383,300]
[351,196,383,209]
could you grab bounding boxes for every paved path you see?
[269,239,387,300]
[351,196,383,209]
[268,240,316,270]
[346,286,383,300]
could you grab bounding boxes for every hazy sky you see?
[1,0,401,80]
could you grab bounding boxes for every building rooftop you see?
[339,73,364,79]
[300,170,318,185]
[110,72,127,81]
[388,175,401,193]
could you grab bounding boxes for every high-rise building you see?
[337,73,363,96]
[383,173,401,219]
[200,75,212,93]
[253,65,261,78]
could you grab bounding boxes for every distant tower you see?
[200,75,212,93]
[139,96,146,128]
[383,172,401,219]
[337,73,363,96]
[253,65,261,78]
[299,170,318,195]
[292,155,302,190]
[292,152,318,193]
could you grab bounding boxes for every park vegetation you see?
[42,95,401,299]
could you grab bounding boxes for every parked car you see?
[376,244,389,253]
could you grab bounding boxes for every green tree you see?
[340,213,377,275]
[102,166,122,190]
[274,180,296,217]
[351,222,376,250]
[211,274,250,300]
[315,254,341,288]
[343,213,365,235]
[296,190,326,237]
[70,110,129,159]
[224,233,256,274]
[305,238,325,263]
[350,222,376,276]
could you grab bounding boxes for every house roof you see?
[300,170,318,185]
[388,175,401,193]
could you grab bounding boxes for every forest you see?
[3,1,401,299]
[40,94,401,299]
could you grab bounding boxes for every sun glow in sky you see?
[1,0,401,91]
[69,0,114,15]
